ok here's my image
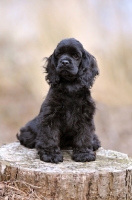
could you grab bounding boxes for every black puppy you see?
[17,38,101,163]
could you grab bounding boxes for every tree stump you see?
[0,142,132,200]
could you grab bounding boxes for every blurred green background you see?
[0,0,132,156]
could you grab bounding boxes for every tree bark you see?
[0,142,132,200]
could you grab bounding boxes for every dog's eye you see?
[72,54,79,59]
[56,53,61,58]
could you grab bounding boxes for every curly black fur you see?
[17,38,101,163]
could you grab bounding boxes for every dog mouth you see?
[60,70,76,81]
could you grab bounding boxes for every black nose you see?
[62,60,69,66]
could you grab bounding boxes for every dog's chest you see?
[60,95,89,123]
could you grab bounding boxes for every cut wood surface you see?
[0,142,132,200]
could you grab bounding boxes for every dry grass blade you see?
[6,185,26,195]
[0,180,43,200]
[15,180,41,189]
[33,191,42,200]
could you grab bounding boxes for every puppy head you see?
[45,38,99,88]
[54,38,83,81]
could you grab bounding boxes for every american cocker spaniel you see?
[17,38,101,163]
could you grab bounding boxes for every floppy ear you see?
[44,52,60,86]
[78,50,99,88]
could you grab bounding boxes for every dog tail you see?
[16,127,37,149]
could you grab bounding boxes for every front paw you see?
[72,150,96,162]
[39,151,63,164]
